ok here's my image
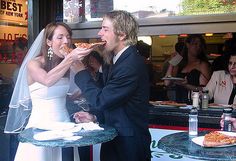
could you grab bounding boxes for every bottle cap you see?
[193,89,199,92]
[223,107,233,114]
[190,108,198,115]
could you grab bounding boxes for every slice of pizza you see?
[62,45,73,54]
[203,131,236,147]
[74,42,106,49]
[160,100,187,107]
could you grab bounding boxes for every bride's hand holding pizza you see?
[59,44,92,61]
[70,47,92,61]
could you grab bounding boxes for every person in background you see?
[71,10,151,161]
[136,40,154,83]
[4,22,91,161]
[211,38,236,72]
[164,34,212,103]
[12,37,28,86]
[204,48,236,105]
[162,41,184,101]
[85,50,104,85]
[220,115,236,131]
[162,41,184,77]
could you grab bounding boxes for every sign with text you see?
[0,25,27,40]
[0,0,28,25]
[0,25,27,64]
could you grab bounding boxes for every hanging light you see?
[179,34,188,37]
[205,33,213,37]
[159,35,166,38]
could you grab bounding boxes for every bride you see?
[4,22,92,161]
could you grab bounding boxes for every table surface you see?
[158,131,236,161]
[18,125,117,148]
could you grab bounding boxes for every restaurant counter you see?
[148,104,235,129]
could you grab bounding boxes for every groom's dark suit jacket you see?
[74,45,151,161]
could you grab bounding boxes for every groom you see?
[72,10,151,161]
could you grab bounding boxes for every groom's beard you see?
[101,50,113,65]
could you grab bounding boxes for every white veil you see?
[4,29,45,133]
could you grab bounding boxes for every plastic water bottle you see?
[189,108,198,136]
[223,107,233,131]
[192,90,200,109]
[201,90,209,109]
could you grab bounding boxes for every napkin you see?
[34,122,75,131]
[34,130,74,141]
[168,53,183,66]
[67,122,104,133]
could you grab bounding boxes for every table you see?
[18,125,117,148]
[158,131,236,161]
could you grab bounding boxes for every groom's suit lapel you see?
[103,46,133,85]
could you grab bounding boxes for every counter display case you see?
[148,104,229,129]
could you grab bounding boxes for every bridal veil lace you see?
[4,29,45,133]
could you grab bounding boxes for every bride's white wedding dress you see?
[14,78,79,161]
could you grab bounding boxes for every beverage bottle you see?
[201,90,209,109]
[192,90,200,109]
[189,107,198,136]
[223,107,233,131]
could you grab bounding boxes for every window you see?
[63,0,236,23]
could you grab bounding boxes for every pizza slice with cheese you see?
[203,131,236,147]
[74,42,105,49]
[60,42,105,55]
[159,100,187,107]
[61,45,73,54]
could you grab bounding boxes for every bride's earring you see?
[47,47,53,60]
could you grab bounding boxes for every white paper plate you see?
[75,122,104,131]
[208,104,232,108]
[34,122,75,131]
[192,131,236,147]
[168,53,183,66]
[34,131,74,141]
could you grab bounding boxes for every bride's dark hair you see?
[41,22,72,72]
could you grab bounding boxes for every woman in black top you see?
[164,34,212,103]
